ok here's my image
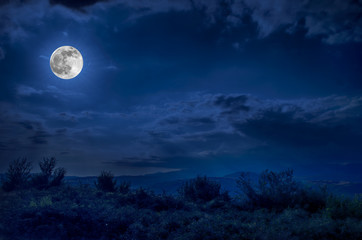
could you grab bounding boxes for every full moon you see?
[50,46,83,79]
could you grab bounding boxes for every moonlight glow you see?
[50,46,83,79]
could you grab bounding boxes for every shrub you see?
[31,173,49,190]
[95,171,117,192]
[153,194,185,212]
[119,181,131,194]
[132,187,154,208]
[39,157,56,178]
[32,157,66,189]
[178,176,224,203]
[237,169,327,212]
[297,185,328,212]
[2,158,32,191]
[325,194,362,219]
[50,167,66,187]
[1,171,361,240]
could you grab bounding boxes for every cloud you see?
[104,65,119,71]
[17,85,43,96]
[1,92,362,174]
[0,106,52,151]
[0,0,97,43]
[0,0,49,42]
[302,0,362,44]
[233,108,351,147]
[1,0,361,46]
[39,55,49,60]
[214,94,250,114]
[103,155,164,167]
[134,93,362,162]
[210,0,362,44]
[49,0,108,11]
[28,130,51,144]
[17,121,41,130]
[200,0,362,44]
[105,0,362,44]
[16,84,84,99]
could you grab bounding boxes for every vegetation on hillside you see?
[0,158,361,240]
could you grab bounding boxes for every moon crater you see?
[50,46,83,79]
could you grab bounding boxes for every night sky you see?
[1,0,362,179]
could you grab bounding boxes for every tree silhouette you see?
[32,157,66,189]
[2,158,32,191]
[95,171,117,192]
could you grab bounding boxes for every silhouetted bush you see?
[153,192,185,212]
[119,181,131,194]
[95,171,117,192]
[2,158,32,191]
[31,157,66,189]
[1,167,361,240]
[132,187,154,208]
[50,167,66,187]
[31,173,49,190]
[297,184,328,212]
[325,194,362,219]
[178,176,226,203]
[237,169,327,212]
[39,157,56,178]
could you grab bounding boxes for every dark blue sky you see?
[0,0,362,178]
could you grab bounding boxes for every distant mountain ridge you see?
[0,171,360,196]
[63,171,362,197]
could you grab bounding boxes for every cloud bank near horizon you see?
[1,87,361,175]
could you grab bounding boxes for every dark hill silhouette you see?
[61,171,362,197]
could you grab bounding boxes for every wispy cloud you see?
[39,55,49,60]
[17,85,43,96]
[112,0,362,44]
[16,85,84,98]
[104,65,119,71]
[1,0,361,46]
[1,92,362,174]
